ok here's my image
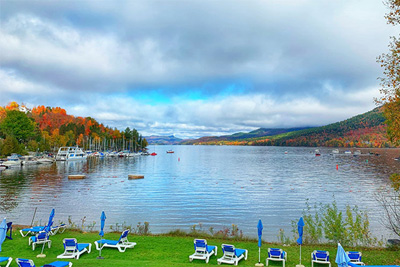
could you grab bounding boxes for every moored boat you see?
[56,147,87,161]
[315,149,321,156]
[21,155,39,165]
[3,154,22,167]
[166,150,174,154]
[37,157,55,164]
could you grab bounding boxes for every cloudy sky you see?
[0,0,397,139]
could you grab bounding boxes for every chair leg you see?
[6,257,12,267]
[266,259,269,266]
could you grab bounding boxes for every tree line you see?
[0,102,148,156]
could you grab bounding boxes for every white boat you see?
[315,149,321,156]
[93,152,105,158]
[3,154,22,167]
[332,149,339,154]
[354,150,361,155]
[344,150,352,154]
[21,155,39,165]
[37,157,55,164]
[127,152,140,157]
[56,147,87,161]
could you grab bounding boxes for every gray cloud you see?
[0,0,395,138]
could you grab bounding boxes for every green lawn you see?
[1,229,399,266]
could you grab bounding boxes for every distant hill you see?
[145,135,183,145]
[181,127,310,145]
[182,107,390,148]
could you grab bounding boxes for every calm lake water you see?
[0,146,399,241]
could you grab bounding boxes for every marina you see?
[0,146,399,241]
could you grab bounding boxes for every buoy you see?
[128,175,144,180]
[178,157,180,161]
[336,164,339,170]
[68,175,86,179]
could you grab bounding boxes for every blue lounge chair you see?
[28,231,51,250]
[311,250,331,267]
[94,229,136,252]
[16,258,72,267]
[346,251,365,266]
[189,239,217,263]
[20,224,66,237]
[266,248,287,267]
[0,256,12,267]
[57,238,91,259]
[217,244,247,265]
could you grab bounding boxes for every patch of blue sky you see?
[125,90,172,105]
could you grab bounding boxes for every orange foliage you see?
[0,107,6,120]
[5,101,19,110]
[3,102,133,147]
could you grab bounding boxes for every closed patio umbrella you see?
[45,209,55,233]
[297,217,305,266]
[336,243,351,267]
[97,211,106,259]
[257,219,263,264]
[0,218,6,252]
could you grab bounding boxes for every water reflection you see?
[0,146,399,240]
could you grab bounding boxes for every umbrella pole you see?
[300,244,301,265]
[296,244,304,267]
[255,247,264,266]
[97,238,104,259]
[37,243,46,258]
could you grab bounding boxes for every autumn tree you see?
[375,0,400,239]
[377,0,400,144]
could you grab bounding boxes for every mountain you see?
[182,107,390,148]
[145,135,183,145]
[181,127,310,145]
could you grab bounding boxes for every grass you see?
[1,229,399,266]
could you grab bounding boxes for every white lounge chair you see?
[94,229,136,252]
[57,238,91,259]
[28,231,51,250]
[20,224,66,237]
[16,258,72,267]
[311,250,331,267]
[266,248,287,267]
[0,256,12,267]
[346,251,365,266]
[217,244,247,265]
[189,239,217,263]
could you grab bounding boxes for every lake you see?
[0,146,399,241]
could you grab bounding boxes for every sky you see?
[0,0,397,139]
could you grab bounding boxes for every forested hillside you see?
[184,107,390,148]
[0,102,147,156]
